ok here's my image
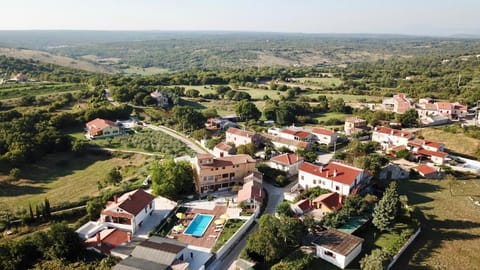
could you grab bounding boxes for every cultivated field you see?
[0,152,151,210]
[0,83,87,100]
[395,179,480,270]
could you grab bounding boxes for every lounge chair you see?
[208,234,217,238]
[214,228,223,232]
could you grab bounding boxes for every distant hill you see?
[0,48,117,74]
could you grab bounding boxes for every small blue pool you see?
[184,214,214,237]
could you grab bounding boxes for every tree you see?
[295,148,317,163]
[236,143,256,157]
[47,222,83,262]
[171,106,206,131]
[202,108,218,119]
[235,100,260,122]
[43,198,51,219]
[372,181,400,231]
[9,168,21,179]
[397,109,418,127]
[86,198,104,220]
[276,201,294,217]
[104,167,122,185]
[360,249,391,270]
[151,159,194,199]
[245,214,288,262]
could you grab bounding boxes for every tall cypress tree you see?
[372,181,399,231]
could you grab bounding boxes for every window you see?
[313,180,316,184]
[301,175,304,180]
[335,186,340,191]
[324,250,336,258]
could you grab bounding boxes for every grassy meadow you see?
[0,152,151,211]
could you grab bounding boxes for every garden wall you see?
[387,227,422,270]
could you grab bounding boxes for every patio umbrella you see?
[214,219,225,225]
[173,225,185,231]
[220,213,229,219]
[176,212,186,220]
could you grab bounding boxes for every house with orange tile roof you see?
[86,118,121,139]
[416,98,468,120]
[150,90,170,107]
[213,142,236,157]
[414,164,445,179]
[268,153,304,176]
[415,149,448,164]
[372,126,414,151]
[192,153,257,193]
[407,138,444,152]
[100,189,155,234]
[298,161,371,196]
[225,127,263,147]
[344,117,368,136]
[262,132,312,152]
[278,128,316,142]
[383,93,413,114]
[312,127,337,146]
[84,228,131,255]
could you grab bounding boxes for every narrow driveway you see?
[208,181,287,270]
[145,124,207,154]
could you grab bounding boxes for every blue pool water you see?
[184,214,214,237]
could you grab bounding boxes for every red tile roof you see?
[437,102,453,110]
[226,127,254,138]
[312,192,342,211]
[423,140,443,149]
[415,164,437,175]
[417,148,447,158]
[197,154,256,169]
[374,126,413,139]
[345,117,366,124]
[214,142,233,152]
[87,118,117,129]
[103,189,154,216]
[295,199,313,212]
[84,229,130,254]
[281,129,312,139]
[299,161,364,186]
[312,127,335,136]
[270,153,303,165]
[408,139,443,150]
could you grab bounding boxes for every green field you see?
[314,112,351,123]
[0,83,88,100]
[0,152,150,210]
[291,77,343,88]
[394,179,480,269]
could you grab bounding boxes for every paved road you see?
[208,182,286,270]
[145,124,208,154]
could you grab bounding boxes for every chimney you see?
[391,130,394,135]
[96,233,101,247]
[114,195,118,203]
[333,169,337,177]
[220,152,224,157]
[338,193,343,205]
[319,166,323,172]
[128,194,132,200]
[127,232,132,242]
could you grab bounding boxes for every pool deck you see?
[169,205,227,249]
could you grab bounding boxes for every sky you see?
[1,0,480,36]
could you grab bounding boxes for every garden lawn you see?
[394,179,480,270]
[0,152,150,211]
[419,127,480,158]
[211,219,246,252]
[291,77,343,88]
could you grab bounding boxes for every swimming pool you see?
[183,214,214,237]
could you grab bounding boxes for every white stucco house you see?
[312,127,337,146]
[100,189,155,234]
[298,161,371,196]
[225,127,263,147]
[312,229,364,269]
[268,153,304,176]
[372,126,414,151]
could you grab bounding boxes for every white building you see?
[312,229,364,269]
[372,126,413,151]
[278,128,315,142]
[298,161,370,196]
[100,189,155,234]
[268,153,304,176]
[225,127,262,147]
[312,127,337,146]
